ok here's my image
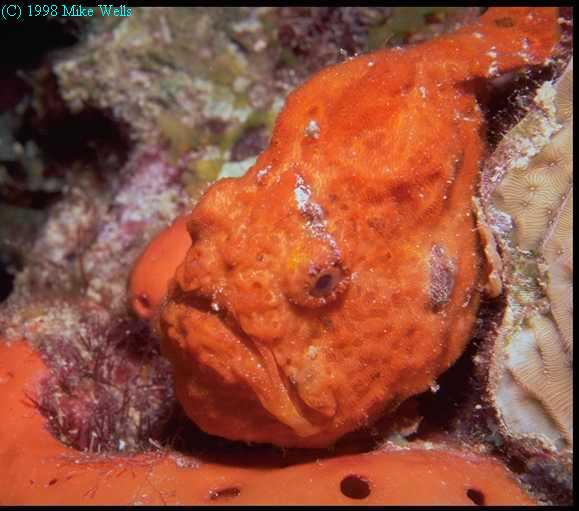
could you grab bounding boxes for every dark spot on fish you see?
[399,82,413,95]
[367,217,386,232]
[429,244,457,311]
[405,326,417,337]
[390,183,412,204]
[321,317,333,330]
[306,105,320,117]
[494,17,514,28]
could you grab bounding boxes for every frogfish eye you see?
[286,259,349,308]
[310,265,345,298]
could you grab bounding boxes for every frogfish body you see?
[160,7,560,447]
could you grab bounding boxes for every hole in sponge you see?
[466,488,485,506]
[209,486,241,501]
[340,474,372,500]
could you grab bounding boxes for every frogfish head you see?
[159,49,483,447]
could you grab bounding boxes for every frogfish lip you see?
[161,290,325,439]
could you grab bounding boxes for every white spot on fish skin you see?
[305,119,320,139]
[367,61,375,67]
[294,174,340,253]
[453,110,477,123]
[473,31,484,39]
[211,302,220,312]
[520,37,531,63]
[256,164,272,184]
[418,86,427,98]
[486,46,499,76]
[306,345,319,360]
[294,175,312,211]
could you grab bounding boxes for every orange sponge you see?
[128,214,191,319]
[0,338,533,505]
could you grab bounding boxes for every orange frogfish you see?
[159,8,560,447]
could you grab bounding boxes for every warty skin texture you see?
[160,7,560,447]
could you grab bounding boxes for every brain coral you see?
[483,57,572,451]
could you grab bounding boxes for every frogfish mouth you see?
[159,7,561,447]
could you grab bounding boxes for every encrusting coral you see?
[159,7,561,447]
[483,55,573,452]
[542,191,572,354]
[494,121,572,251]
[502,313,572,442]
